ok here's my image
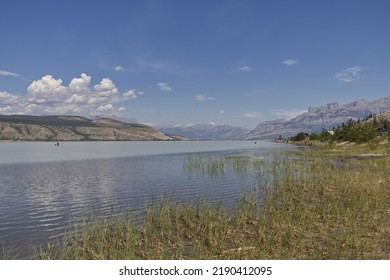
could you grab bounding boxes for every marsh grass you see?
[0,243,16,260]
[32,151,390,260]
[183,154,226,178]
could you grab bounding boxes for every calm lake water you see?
[0,141,291,259]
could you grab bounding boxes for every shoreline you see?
[7,145,390,259]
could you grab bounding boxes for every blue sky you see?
[0,0,389,129]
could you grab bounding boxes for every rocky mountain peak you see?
[308,102,341,114]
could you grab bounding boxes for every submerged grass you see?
[31,148,390,260]
[0,243,16,260]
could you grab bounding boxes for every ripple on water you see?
[0,141,288,258]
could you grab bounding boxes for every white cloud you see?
[0,70,21,78]
[0,105,13,114]
[240,112,261,119]
[0,91,20,105]
[335,66,365,83]
[86,96,111,105]
[96,104,114,112]
[219,110,225,114]
[270,109,306,120]
[42,104,80,114]
[65,94,88,104]
[26,75,68,105]
[0,73,143,117]
[27,75,68,96]
[113,66,125,72]
[157,82,172,92]
[93,78,118,97]
[94,104,125,116]
[282,59,299,66]
[24,104,40,114]
[239,66,255,72]
[123,89,137,100]
[69,73,91,94]
[194,95,215,101]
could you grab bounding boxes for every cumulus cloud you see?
[95,104,126,115]
[96,104,114,112]
[27,75,68,96]
[239,66,254,72]
[0,73,141,117]
[123,90,137,100]
[194,95,215,101]
[0,91,20,105]
[69,73,91,94]
[0,105,13,114]
[157,82,172,92]
[65,94,88,104]
[93,78,118,97]
[26,75,69,106]
[282,59,299,66]
[0,70,21,78]
[42,104,81,115]
[335,66,365,82]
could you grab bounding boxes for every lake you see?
[0,140,291,259]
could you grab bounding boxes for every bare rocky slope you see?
[0,115,172,141]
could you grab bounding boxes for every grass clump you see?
[183,154,226,177]
[33,151,390,260]
[33,212,139,260]
[0,243,16,260]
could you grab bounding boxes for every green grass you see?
[29,150,390,260]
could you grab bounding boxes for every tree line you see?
[289,113,390,143]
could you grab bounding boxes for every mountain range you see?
[159,123,250,140]
[243,97,390,139]
[158,97,390,140]
[1,96,390,141]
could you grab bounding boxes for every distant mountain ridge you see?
[0,115,171,141]
[243,97,390,140]
[159,123,250,140]
[3,96,390,141]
